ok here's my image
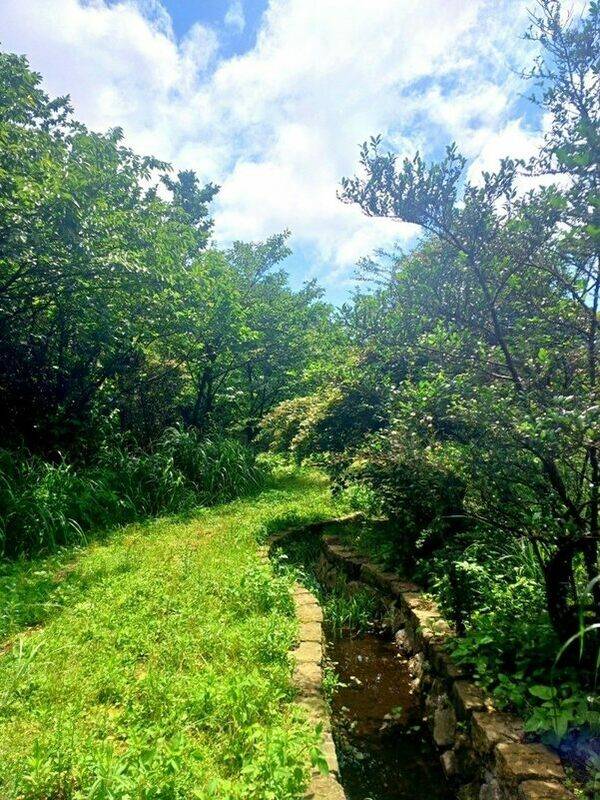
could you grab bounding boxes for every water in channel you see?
[327,631,453,800]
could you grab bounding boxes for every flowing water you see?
[328,632,453,800]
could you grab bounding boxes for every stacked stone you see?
[314,534,574,800]
[291,583,346,800]
[258,543,345,799]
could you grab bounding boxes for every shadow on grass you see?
[0,468,332,644]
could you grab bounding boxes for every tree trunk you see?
[544,540,579,642]
[191,366,214,430]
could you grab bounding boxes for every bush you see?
[0,430,265,557]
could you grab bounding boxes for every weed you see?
[0,430,264,558]
[0,472,341,799]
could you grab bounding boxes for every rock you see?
[441,748,457,779]
[404,623,419,652]
[517,780,574,800]
[408,652,426,687]
[385,599,404,631]
[391,579,420,596]
[424,695,437,728]
[452,680,487,718]
[346,555,370,576]
[318,569,338,590]
[429,640,465,680]
[410,608,452,648]
[296,694,329,728]
[294,640,323,664]
[433,701,457,748]
[322,731,339,774]
[453,733,478,781]
[325,545,368,580]
[401,592,424,611]
[325,543,356,572]
[394,628,412,654]
[471,711,523,754]
[293,660,322,696]
[495,742,565,786]
[294,590,317,606]
[456,781,480,800]
[297,603,323,624]
[424,679,446,724]
[314,554,329,580]
[398,594,450,650]
[360,562,397,593]
[478,775,501,800]
[305,773,346,800]
[299,622,322,643]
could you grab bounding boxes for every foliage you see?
[272,521,384,638]
[0,50,329,451]
[338,484,382,517]
[0,49,334,556]
[0,430,264,557]
[1,0,600,786]
[261,0,600,651]
[322,584,382,638]
[321,666,341,703]
[261,0,600,764]
[337,0,600,645]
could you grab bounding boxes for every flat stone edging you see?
[258,543,346,800]
[292,583,346,800]
[315,531,575,800]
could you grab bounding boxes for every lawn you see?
[0,470,339,800]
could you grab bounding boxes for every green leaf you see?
[528,685,556,701]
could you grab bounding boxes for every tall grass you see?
[0,428,265,557]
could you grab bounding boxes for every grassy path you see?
[0,470,340,800]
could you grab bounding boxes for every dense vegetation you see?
[0,49,332,555]
[262,0,600,760]
[1,0,599,796]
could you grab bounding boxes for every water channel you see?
[327,629,452,800]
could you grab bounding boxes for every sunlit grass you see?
[0,470,339,800]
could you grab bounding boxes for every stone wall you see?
[292,583,346,800]
[313,531,575,800]
[260,541,346,799]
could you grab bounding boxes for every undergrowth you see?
[0,470,340,799]
[273,527,384,638]
[0,428,264,558]
[337,517,600,784]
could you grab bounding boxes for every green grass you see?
[0,430,265,558]
[0,470,341,800]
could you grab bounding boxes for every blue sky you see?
[157,0,267,53]
[2,0,562,302]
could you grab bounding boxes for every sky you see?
[1,0,559,301]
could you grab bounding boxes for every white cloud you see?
[467,118,541,182]
[1,0,541,292]
[224,0,245,32]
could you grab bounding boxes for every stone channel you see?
[267,517,575,800]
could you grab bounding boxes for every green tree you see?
[0,52,217,454]
[338,0,599,640]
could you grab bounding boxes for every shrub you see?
[0,430,264,557]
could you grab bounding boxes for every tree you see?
[339,0,599,640]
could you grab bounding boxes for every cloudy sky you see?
[2,0,550,300]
